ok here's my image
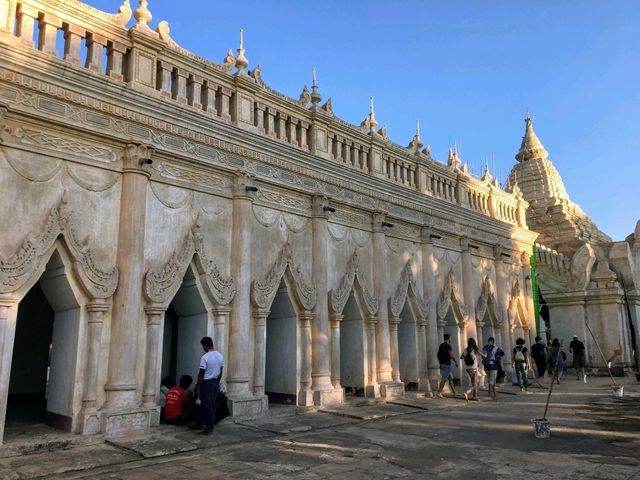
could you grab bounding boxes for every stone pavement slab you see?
[236,411,359,434]
[318,401,421,420]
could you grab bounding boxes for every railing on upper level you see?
[0,0,529,228]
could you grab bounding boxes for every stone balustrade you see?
[0,0,527,228]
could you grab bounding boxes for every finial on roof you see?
[235,28,249,74]
[310,67,321,109]
[369,96,378,130]
[134,0,152,29]
[448,144,461,170]
[481,158,491,182]
[416,119,421,140]
[516,115,548,162]
[407,119,423,152]
[222,49,236,72]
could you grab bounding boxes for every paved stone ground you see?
[1,376,639,479]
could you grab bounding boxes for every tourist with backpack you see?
[512,338,530,393]
[436,333,459,398]
[460,338,486,401]
[482,337,504,398]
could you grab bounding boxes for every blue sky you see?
[89,1,640,240]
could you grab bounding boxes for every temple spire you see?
[516,115,548,162]
[368,96,378,130]
[310,67,321,109]
[235,28,249,74]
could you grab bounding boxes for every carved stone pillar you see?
[254,103,266,132]
[460,237,478,341]
[37,13,61,55]
[187,75,203,110]
[0,0,15,34]
[226,174,254,399]
[494,246,513,368]
[265,107,277,137]
[104,144,152,409]
[329,313,343,389]
[365,314,380,397]
[416,318,431,392]
[310,197,340,404]
[212,306,231,365]
[421,227,440,384]
[0,297,18,445]
[85,32,106,73]
[82,301,109,412]
[15,3,37,47]
[172,68,188,104]
[216,86,232,121]
[476,320,485,349]
[142,306,164,407]
[202,81,217,115]
[156,60,173,97]
[372,212,392,384]
[63,24,84,65]
[252,309,268,396]
[298,311,314,406]
[389,316,401,382]
[106,41,127,81]
[298,121,309,150]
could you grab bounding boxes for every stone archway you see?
[329,250,379,397]
[388,258,429,391]
[436,269,466,380]
[142,220,236,410]
[508,279,531,346]
[0,198,118,443]
[251,242,317,407]
[476,276,502,348]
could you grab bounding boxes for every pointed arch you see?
[436,268,465,325]
[389,258,428,322]
[252,242,317,311]
[0,197,118,300]
[329,249,378,317]
[143,220,236,309]
[476,275,501,327]
[508,279,528,330]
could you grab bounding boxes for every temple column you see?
[0,298,18,445]
[416,317,431,392]
[329,313,343,389]
[104,144,152,409]
[226,174,254,399]
[142,306,164,407]
[251,309,268,396]
[372,212,393,385]
[421,227,441,385]
[389,317,401,382]
[212,306,231,366]
[460,237,478,341]
[365,314,380,397]
[310,196,341,404]
[82,301,109,413]
[298,311,314,406]
[494,246,513,369]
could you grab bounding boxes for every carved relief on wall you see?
[143,220,236,308]
[251,241,316,311]
[0,196,118,299]
[389,258,428,322]
[252,205,309,234]
[329,249,378,316]
[436,268,466,324]
[327,223,370,248]
[475,275,501,326]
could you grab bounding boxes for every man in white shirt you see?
[193,336,223,435]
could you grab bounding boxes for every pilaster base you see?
[80,410,101,435]
[313,387,344,406]
[418,378,432,393]
[229,395,268,419]
[380,382,404,398]
[100,406,159,435]
[364,383,380,398]
[297,389,314,407]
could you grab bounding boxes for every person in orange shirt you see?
[164,375,194,426]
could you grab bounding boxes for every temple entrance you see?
[265,280,298,404]
[340,291,366,396]
[5,251,81,434]
[398,303,419,390]
[443,306,462,381]
[161,266,209,385]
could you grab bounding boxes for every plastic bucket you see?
[612,386,624,398]
[532,418,550,438]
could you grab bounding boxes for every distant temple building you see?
[0,0,634,445]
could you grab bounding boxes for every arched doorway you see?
[398,302,419,390]
[5,250,84,436]
[340,291,367,396]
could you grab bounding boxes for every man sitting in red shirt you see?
[164,375,194,426]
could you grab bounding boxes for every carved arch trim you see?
[0,197,118,299]
[329,249,378,316]
[144,220,236,308]
[436,268,466,325]
[476,275,501,326]
[251,242,317,311]
[507,279,528,330]
[389,258,428,322]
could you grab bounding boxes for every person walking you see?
[569,335,586,382]
[482,337,504,398]
[512,338,530,393]
[436,333,458,398]
[530,336,548,388]
[193,336,223,435]
[460,338,485,401]
[548,338,565,384]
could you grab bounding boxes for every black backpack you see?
[463,350,475,366]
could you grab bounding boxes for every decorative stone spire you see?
[447,143,461,170]
[310,67,321,109]
[235,29,249,74]
[515,115,548,162]
[368,96,378,130]
[481,159,491,182]
[407,119,423,153]
[507,117,611,254]
[133,0,152,29]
